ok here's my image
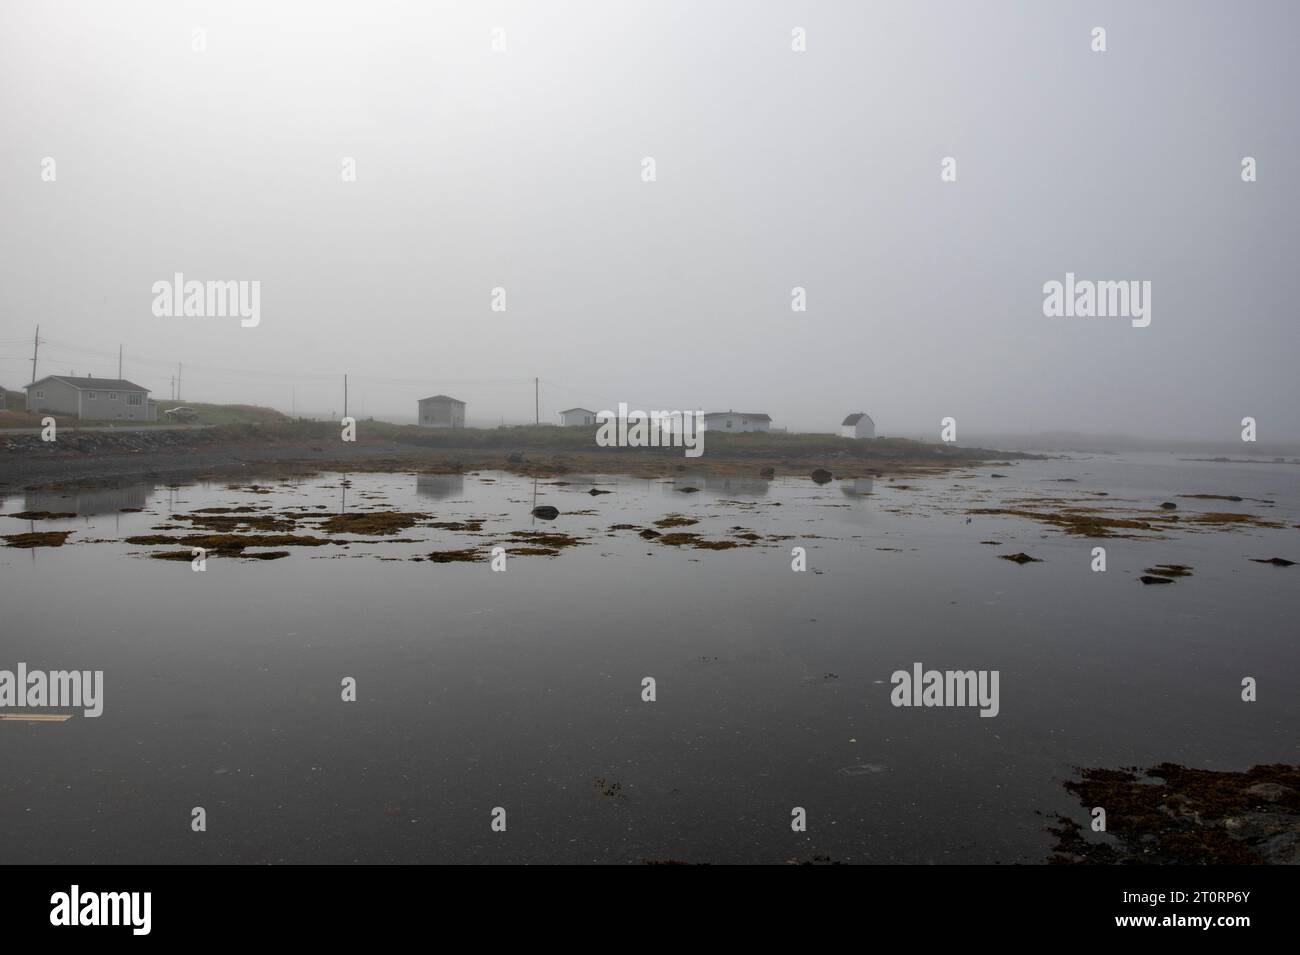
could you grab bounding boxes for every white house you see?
[841,412,875,439]
[417,394,466,428]
[26,375,157,421]
[559,407,596,426]
[702,411,771,433]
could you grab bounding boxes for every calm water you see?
[2,453,1297,863]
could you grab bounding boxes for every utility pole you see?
[170,376,175,401]
[29,325,39,384]
[534,377,539,425]
[177,364,182,402]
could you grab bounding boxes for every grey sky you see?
[2,0,1297,440]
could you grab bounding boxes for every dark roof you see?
[842,413,873,426]
[418,394,465,404]
[559,407,595,415]
[704,411,771,421]
[28,375,149,393]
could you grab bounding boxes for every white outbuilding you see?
[559,407,596,426]
[841,412,875,439]
[702,411,771,433]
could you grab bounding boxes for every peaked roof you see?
[418,394,465,404]
[842,412,874,426]
[704,411,771,421]
[28,375,149,393]
[559,407,595,415]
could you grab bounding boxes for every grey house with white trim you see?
[26,375,157,421]
[417,394,466,428]
[559,407,596,426]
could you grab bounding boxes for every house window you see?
[726,419,732,429]
[88,392,97,400]
[110,392,120,400]
[36,390,44,399]
[127,393,142,406]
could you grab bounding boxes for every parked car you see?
[162,406,198,422]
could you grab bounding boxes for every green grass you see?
[158,402,290,426]
[0,398,290,428]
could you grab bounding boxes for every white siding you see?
[841,415,875,439]
[703,414,770,433]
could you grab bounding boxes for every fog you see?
[2,0,1297,441]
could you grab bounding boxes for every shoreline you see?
[0,422,1037,492]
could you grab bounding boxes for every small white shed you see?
[841,413,875,439]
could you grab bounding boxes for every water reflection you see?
[416,474,465,500]
[704,475,769,496]
[839,477,875,497]
[664,474,770,497]
[23,484,154,516]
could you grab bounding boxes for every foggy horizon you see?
[4,1,1298,441]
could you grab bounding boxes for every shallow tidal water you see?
[1,453,1297,864]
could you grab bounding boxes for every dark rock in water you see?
[675,486,700,494]
[505,451,524,464]
[1139,575,1174,584]
[1146,564,1193,578]
[531,505,559,519]
[810,469,833,484]
[639,528,662,539]
[990,473,1006,478]
[588,488,612,495]
[999,552,1041,564]
[1160,502,1178,510]
[1245,782,1292,802]
[1250,557,1296,566]
[759,467,776,479]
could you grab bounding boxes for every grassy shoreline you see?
[0,419,1038,491]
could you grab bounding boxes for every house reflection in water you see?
[704,475,769,497]
[24,483,154,516]
[839,477,874,497]
[664,474,770,498]
[415,474,465,501]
